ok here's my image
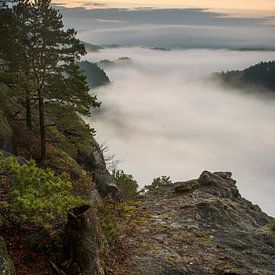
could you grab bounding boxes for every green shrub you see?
[98,198,147,248]
[100,215,118,247]
[112,169,139,200]
[97,199,119,247]
[142,176,172,192]
[269,220,275,232]
[0,153,85,228]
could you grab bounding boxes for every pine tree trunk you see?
[26,92,32,129]
[38,89,46,165]
[25,67,32,129]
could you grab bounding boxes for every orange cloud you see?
[53,0,275,17]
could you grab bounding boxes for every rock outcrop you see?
[0,237,16,275]
[122,171,275,274]
[78,137,120,199]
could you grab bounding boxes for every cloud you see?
[78,24,275,49]
[85,48,275,216]
[59,8,275,49]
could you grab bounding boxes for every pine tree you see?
[17,0,100,165]
[0,3,35,128]
[0,0,99,164]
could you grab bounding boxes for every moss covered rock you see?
[0,237,16,275]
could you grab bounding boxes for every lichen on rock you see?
[109,171,275,274]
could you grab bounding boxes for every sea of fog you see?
[85,48,275,216]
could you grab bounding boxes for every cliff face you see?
[117,171,275,274]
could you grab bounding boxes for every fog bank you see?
[60,8,275,50]
[85,48,275,215]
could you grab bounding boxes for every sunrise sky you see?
[53,0,275,17]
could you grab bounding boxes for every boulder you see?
[0,237,16,275]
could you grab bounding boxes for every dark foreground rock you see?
[122,171,275,274]
[66,205,107,275]
[0,236,16,275]
[78,137,120,200]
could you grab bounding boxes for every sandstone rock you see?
[174,180,199,193]
[77,137,120,200]
[0,237,16,275]
[122,171,275,274]
[132,252,189,275]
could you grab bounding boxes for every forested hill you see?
[80,41,103,52]
[77,60,110,88]
[216,61,275,92]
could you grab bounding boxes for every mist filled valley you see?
[2,1,275,273]
[85,48,275,215]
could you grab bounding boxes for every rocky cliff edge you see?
[112,171,275,275]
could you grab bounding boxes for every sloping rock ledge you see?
[123,171,275,275]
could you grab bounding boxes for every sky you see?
[53,0,275,18]
[60,7,275,50]
[57,0,275,49]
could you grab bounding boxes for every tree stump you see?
[66,205,106,275]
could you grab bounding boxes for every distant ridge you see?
[77,60,110,88]
[97,57,132,69]
[81,41,103,52]
[215,61,275,93]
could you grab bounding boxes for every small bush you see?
[0,153,85,228]
[97,198,145,247]
[269,220,275,232]
[112,169,139,201]
[100,215,118,247]
[142,176,172,192]
[97,199,119,247]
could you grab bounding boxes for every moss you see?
[47,146,85,180]
[0,237,16,275]
[268,220,275,232]
[166,255,177,263]
[97,199,151,248]
[200,234,215,245]
[243,249,253,255]
[46,113,94,160]
[223,263,237,273]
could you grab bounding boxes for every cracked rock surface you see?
[124,171,275,275]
